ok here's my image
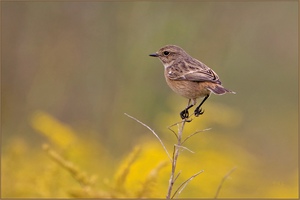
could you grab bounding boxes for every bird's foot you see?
[180,109,189,119]
[194,108,204,117]
[180,110,193,122]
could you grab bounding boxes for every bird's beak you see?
[149,52,158,57]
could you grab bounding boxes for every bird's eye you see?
[163,51,170,56]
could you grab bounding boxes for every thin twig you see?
[176,121,182,135]
[167,121,182,130]
[173,170,181,183]
[171,170,204,199]
[124,113,172,161]
[166,120,184,198]
[174,144,194,154]
[214,167,237,199]
[168,126,178,139]
[182,128,212,145]
[166,118,188,199]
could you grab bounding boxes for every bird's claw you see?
[180,110,193,122]
[194,108,204,117]
[180,109,189,119]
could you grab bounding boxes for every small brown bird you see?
[149,45,235,120]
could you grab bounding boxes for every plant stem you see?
[166,119,186,199]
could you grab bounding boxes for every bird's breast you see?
[164,72,211,99]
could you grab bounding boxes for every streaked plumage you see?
[150,45,235,120]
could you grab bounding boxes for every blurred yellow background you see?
[2,1,298,198]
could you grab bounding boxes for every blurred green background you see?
[1,1,298,198]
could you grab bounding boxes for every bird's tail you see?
[207,84,236,95]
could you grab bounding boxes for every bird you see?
[149,44,235,120]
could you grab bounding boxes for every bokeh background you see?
[1,1,298,198]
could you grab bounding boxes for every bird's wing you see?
[166,60,221,84]
[183,69,220,83]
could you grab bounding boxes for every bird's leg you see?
[194,94,210,117]
[180,99,194,119]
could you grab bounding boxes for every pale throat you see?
[161,60,175,69]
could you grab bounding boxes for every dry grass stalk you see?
[125,112,209,199]
[214,166,237,198]
[171,170,204,198]
[114,146,142,191]
[124,113,172,161]
[42,144,100,197]
[42,144,96,187]
[137,160,168,198]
